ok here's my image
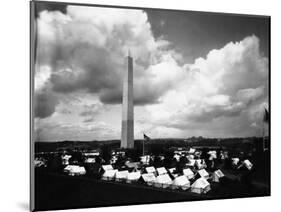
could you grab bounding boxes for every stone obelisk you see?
[121,50,134,149]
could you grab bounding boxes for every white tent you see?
[84,158,96,163]
[115,170,129,181]
[183,168,195,179]
[212,169,225,182]
[127,171,141,183]
[141,173,156,185]
[171,175,190,190]
[64,165,86,176]
[63,165,76,173]
[145,166,156,174]
[186,159,196,167]
[208,151,217,160]
[157,167,167,175]
[102,164,114,172]
[102,169,117,180]
[231,158,240,166]
[174,154,180,161]
[61,155,72,165]
[169,168,176,173]
[191,177,211,194]
[169,168,179,178]
[188,148,196,154]
[195,159,207,169]
[154,174,172,188]
[197,169,209,179]
[186,154,195,160]
[140,155,150,164]
[242,159,253,170]
[34,158,46,168]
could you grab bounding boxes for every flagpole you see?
[142,133,145,156]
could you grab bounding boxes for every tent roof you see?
[115,170,129,179]
[169,168,176,173]
[189,148,196,154]
[65,165,86,173]
[183,168,194,176]
[156,174,172,184]
[214,169,224,177]
[127,171,141,180]
[102,164,114,171]
[146,166,156,173]
[186,159,196,166]
[243,159,253,170]
[173,175,190,186]
[103,169,117,177]
[197,169,209,177]
[191,177,210,189]
[85,158,96,163]
[157,167,167,175]
[141,173,156,182]
[62,155,72,159]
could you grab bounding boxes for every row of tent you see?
[101,164,225,194]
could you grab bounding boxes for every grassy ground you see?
[34,171,269,211]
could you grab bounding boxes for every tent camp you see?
[141,173,156,185]
[157,167,168,175]
[212,169,225,182]
[64,165,86,176]
[171,175,190,190]
[154,174,172,188]
[127,171,141,183]
[197,169,209,179]
[145,166,156,174]
[102,169,117,180]
[183,168,195,179]
[195,159,207,169]
[191,177,211,194]
[115,170,129,182]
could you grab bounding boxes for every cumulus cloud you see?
[144,35,268,137]
[33,4,269,140]
[35,6,171,113]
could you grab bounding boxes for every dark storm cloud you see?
[49,46,121,94]
[34,6,171,112]
[35,1,67,18]
[99,85,163,105]
[147,9,269,63]
[34,89,58,118]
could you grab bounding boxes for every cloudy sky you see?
[33,2,269,141]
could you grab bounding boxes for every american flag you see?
[143,134,150,141]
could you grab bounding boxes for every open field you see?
[35,170,269,211]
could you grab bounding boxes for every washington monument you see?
[121,51,134,148]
